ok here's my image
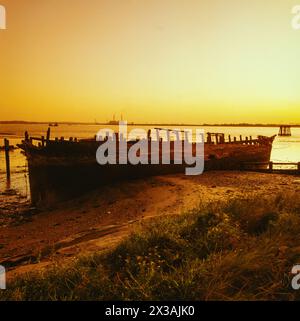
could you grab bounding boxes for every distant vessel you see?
[107,114,123,125]
[49,122,58,127]
[19,129,276,207]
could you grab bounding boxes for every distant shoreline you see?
[1,121,300,128]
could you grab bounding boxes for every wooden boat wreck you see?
[18,129,276,207]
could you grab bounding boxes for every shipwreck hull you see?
[22,137,274,208]
[27,161,189,207]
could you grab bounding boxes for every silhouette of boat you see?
[19,129,276,207]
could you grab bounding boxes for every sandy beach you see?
[1,171,300,280]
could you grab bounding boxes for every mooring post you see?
[46,127,51,143]
[298,162,300,175]
[115,133,119,154]
[269,161,273,173]
[207,133,212,144]
[4,139,10,180]
[220,134,223,144]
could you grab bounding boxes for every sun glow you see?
[0,0,299,123]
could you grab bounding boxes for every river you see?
[0,124,299,202]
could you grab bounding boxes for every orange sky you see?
[0,0,299,123]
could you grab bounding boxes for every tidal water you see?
[0,124,299,202]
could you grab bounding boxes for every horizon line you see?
[0,120,300,127]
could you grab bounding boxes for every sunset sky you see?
[0,0,299,123]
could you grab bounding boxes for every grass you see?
[1,192,300,301]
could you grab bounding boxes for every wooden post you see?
[269,161,273,173]
[46,128,51,143]
[298,162,300,175]
[25,131,29,142]
[228,135,231,143]
[41,136,45,147]
[115,132,119,141]
[234,137,237,142]
[240,135,243,141]
[221,134,225,144]
[4,139,10,180]
[207,133,212,144]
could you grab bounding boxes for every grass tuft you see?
[1,192,300,301]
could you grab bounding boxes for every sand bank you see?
[1,171,300,279]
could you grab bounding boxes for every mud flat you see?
[1,171,300,279]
